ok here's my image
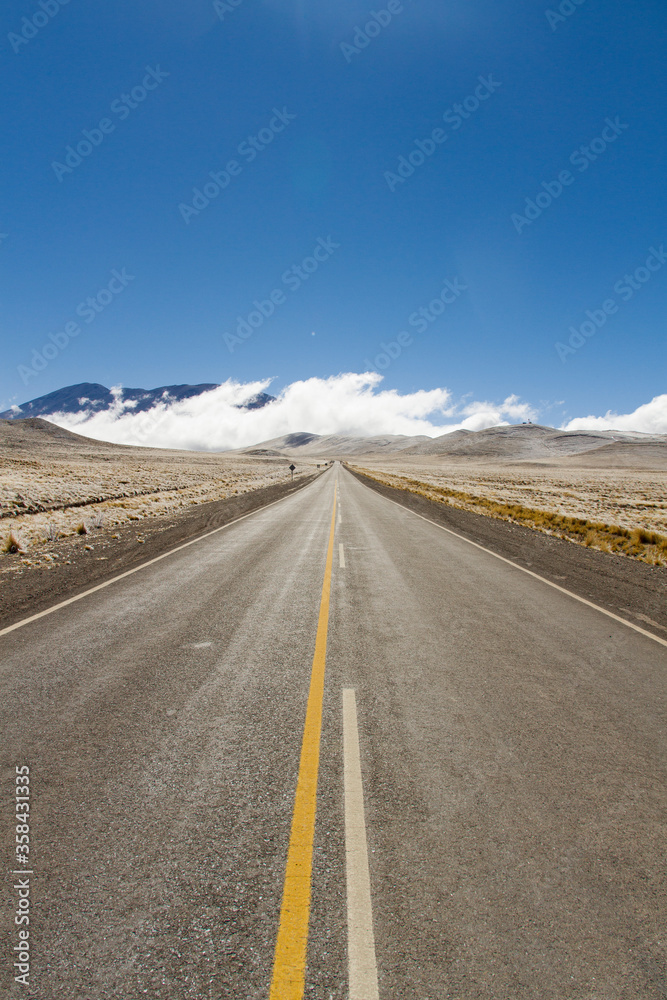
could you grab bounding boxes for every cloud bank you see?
[48,372,537,451]
[563,393,667,435]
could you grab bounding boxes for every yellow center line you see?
[269,485,338,999]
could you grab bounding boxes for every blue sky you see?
[1,0,666,437]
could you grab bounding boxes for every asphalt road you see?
[1,465,665,999]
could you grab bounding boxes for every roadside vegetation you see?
[354,468,667,566]
[1,529,25,554]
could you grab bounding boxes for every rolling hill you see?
[237,424,667,467]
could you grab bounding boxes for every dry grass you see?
[0,431,317,558]
[353,466,667,566]
[43,522,59,543]
[2,529,25,554]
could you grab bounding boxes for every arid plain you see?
[0,418,317,570]
[2,418,666,573]
[349,458,667,564]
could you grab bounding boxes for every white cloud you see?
[48,373,537,451]
[458,394,536,431]
[562,394,667,435]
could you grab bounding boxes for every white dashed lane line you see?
[343,688,380,1000]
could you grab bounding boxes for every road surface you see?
[1,464,665,998]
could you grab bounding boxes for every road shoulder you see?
[0,473,319,630]
[349,467,667,641]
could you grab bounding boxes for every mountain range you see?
[0,382,275,420]
[2,383,666,469]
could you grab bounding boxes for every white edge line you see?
[0,483,311,639]
[339,542,346,568]
[356,475,667,650]
[343,688,380,1000]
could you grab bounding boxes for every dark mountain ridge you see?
[0,382,275,420]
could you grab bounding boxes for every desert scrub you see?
[354,468,667,566]
[2,530,25,554]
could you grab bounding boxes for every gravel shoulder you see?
[350,467,667,642]
[0,473,319,630]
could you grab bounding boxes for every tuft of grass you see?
[76,522,88,535]
[44,522,59,543]
[354,468,667,566]
[2,530,25,554]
